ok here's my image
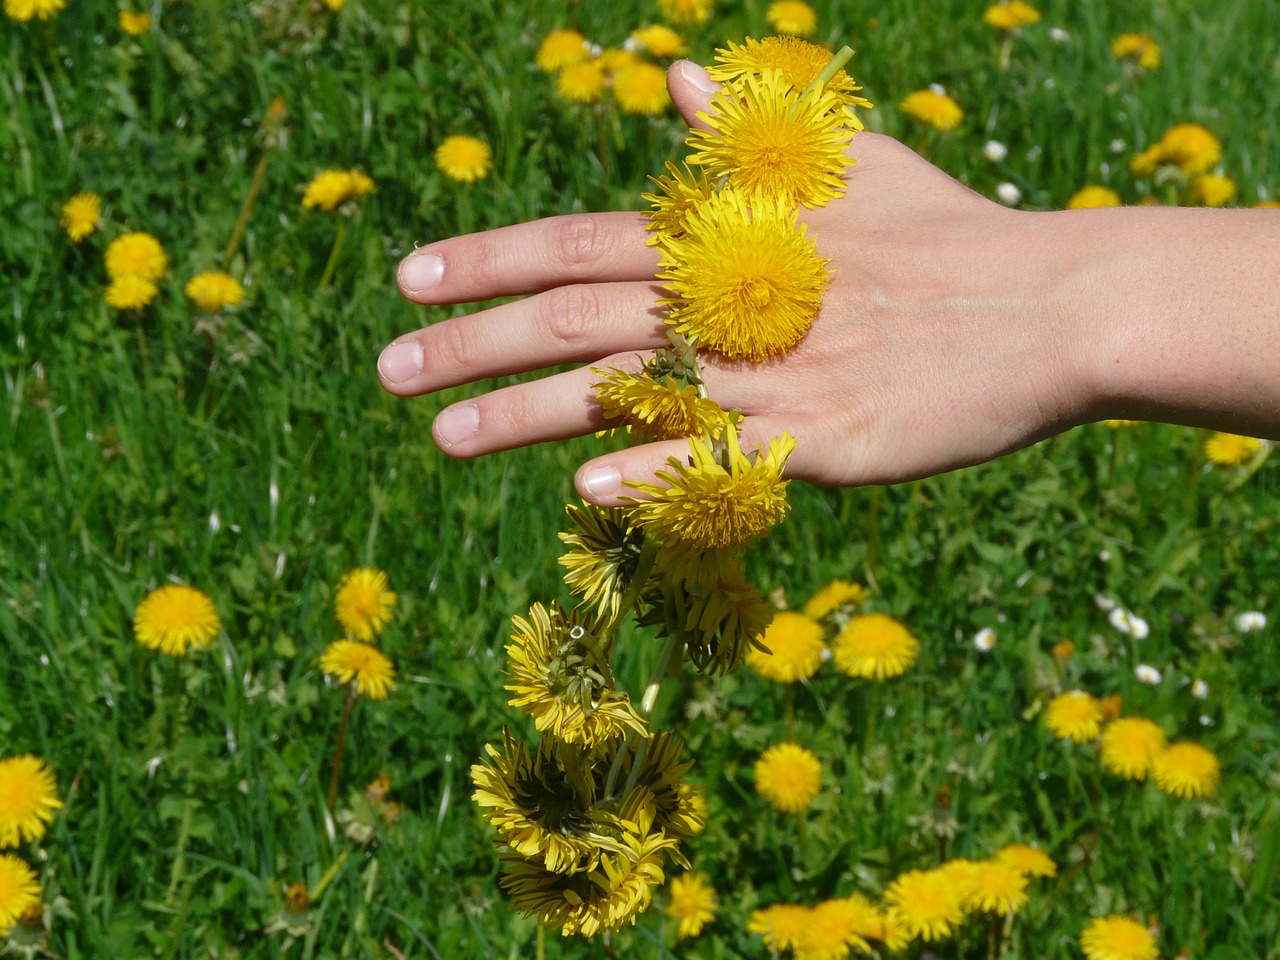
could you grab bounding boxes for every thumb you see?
[667,59,720,132]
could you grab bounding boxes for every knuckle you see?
[468,233,506,290]
[434,323,480,373]
[549,216,602,273]
[541,284,600,348]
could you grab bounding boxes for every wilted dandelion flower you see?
[900,88,963,131]
[3,0,64,21]
[105,231,167,282]
[832,613,919,680]
[746,610,826,683]
[643,163,718,244]
[995,843,1057,878]
[185,271,245,313]
[1111,33,1160,71]
[435,135,493,183]
[1130,123,1221,178]
[708,37,874,120]
[1068,185,1122,208]
[630,24,686,58]
[301,169,374,212]
[536,29,590,71]
[1100,717,1166,780]
[1079,915,1158,960]
[0,756,63,848]
[1204,432,1262,465]
[105,274,160,311]
[754,742,821,813]
[556,59,608,104]
[884,868,966,942]
[963,860,1029,916]
[657,0,713,25]
[133,584,221,656]
[119,10,150,34]
[1152,742,1220,798]
[1234,611,1267,632]
[1044,690,1103,742]
[664,871,717,938]
[794,896,876,960]
[0,854,40,934]
[803,579,868,620]
[319,640,395,699]
[983,0,1040,31]
[557,502,649,623]
[334,567,396,641]
[748,903,812,952]
[613,63,671,115]
[60,192,101,242]
[594,367,729,441]
[766,0,817,36]
[1193,173,1236,207]
[667,555,775,675]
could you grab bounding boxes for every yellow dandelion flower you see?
[0,757,62,849]
[793,895,876,960]
[60,192,101,242]
[133,584,220,657]
[1111,33,1160,71]
[983,1,1041,31]
[963,860,1029,916]
[612,63,671,115]
[319,640,395,699]
[1152,742,1220,798]
[708,36,873,122]
[1068,185,1122,209]
[803,579,868,620]
[557,502,650,624]
[686,71,853,208]
[0,854,40,934]
[556,59,607,104]
[536,29,590,72]
[185,271,244,313]
[1100,717,1166,780]
[1080,915,1159,960]
[631,24,686,58]
[594,367,729,442]
[3,0,63,21]
[657,0,713,25]
[754,742,821,813]
[748,903,813,952]
[1193,173,1236,207]
[1051,639,1075,661]
[105,231,167,281]
[301,169,374,212]
[662,550,775,675]
[995,843,1057,878]
[320,0,344,9]
[1204,432,1262,466]
[1104,419,1142,427]
[597,47,641,74]
[435,135,493,184]
[860,908,911,951]
[658,188,831,360]
[643,162,718,244]
[1255,200,1280,208]
[504,601,648,747]
[119,10,150,34]
[104,274,159,311]
[832,612,919,680]
[884,868,966,942]
[900,88,963,131]
[767,0,817,37]
[746,610,826,683]
[1044,690,1103,742]
[665,871,717,938]
[626,429,794,550]
[1130,123,1221,178]
[334,567,396,641]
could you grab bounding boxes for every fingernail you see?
[399,253,444,294]
[377,341,423,384]
[677,60,718,96]
[434,404,479,447]
[580,466,621,500]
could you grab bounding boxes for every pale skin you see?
[378,60,1280,505]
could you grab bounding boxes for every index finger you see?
[397,211,660,305]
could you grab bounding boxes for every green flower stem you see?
[997,36,1013,72]
[605,534,660,640]
[603,631,681,800]
[325,683,359,809]
[309,850,351,900]
[317,219,348,291]
[801,45,855,99]
[224,150,272,268]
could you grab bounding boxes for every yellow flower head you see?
[105,231,168,282]
[900,88,963,131]
[185,271,245,313]
[995,843,1057,878]
[1044,690,1103,742]
[1079,915,1159,960]
[709,37,873,122]
[746,610,826,683]
[803,579,868,620]
[1051,639,1075,662]
[983,1,1041,31]
[661,551,775,675]
[0,854,41,934]
[832,612,919,680]
[60,192,101,242]
[1130,123,1222,178]
[1111,33,1160,71]
[557,502,650,624]
[630,24,686,58]
[319,640,395,699]
[643,162,718,244]
[301,169,374,212]
[536,29,591,72]
[556,59,608,104]
[1100,717,1166,780]
[1204,432,1262,466]
[435,135,493,184]
[1068,185,1122,209]
[334,567,396,641]
[963,860,1029,916]
[594,367,730,442]
[884,868,966,942]
[613,63,672,115]
[626,430,794,551]
[687,71,854,208]
[1193,173,1236,207]
[597,47,641,74]
[119,10,150,35]
[105,274,160,311]
[793,896,876,960]
[0,756,63,849]
[766,0,817,36]
[754,742,821,813]
[133,584,221,657]
[658,188,831,361]
[3,0,63,21]
[1152,741,1220,798]
[657,0,713,25]
[664,871,717,938]
[748,903,813,952]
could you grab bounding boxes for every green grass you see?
[2,0,1279,956]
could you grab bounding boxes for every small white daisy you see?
[1191,679,1209,699]
[1234,611,1267,632]
[1134,664,1162,685]
[996,182,1022,206]
[983,140,1008,162]
[973,627,997,652]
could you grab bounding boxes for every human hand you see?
[378,60,1101,505]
